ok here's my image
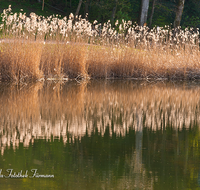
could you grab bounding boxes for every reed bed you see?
[0,6,200,81]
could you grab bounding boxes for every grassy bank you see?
[0,6,199,82]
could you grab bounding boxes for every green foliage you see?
[148,1,175,27]
[0,0,200,28]
[181,0,200,28]
[182,16,200,28]
[0,0,62,17]
[115,0,132,22]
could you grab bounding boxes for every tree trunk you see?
[111,0,118,25]
[139,0,150,26]
[84,0,90,17]
[42,0,44,11]
[149,0,156,28]
[174,0,185,27]
[75,0,83,17]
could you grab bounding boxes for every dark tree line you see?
[7,0,200,28]
[138,0,200,28]
[139,0,185,27]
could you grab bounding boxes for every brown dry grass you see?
[0,7,200,81]
[0,40,43,81]
[0,39,200,82]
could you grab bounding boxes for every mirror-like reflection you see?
[0,81,200,189]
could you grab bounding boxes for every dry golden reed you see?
[0,40,43,81]
[0,6,199,81]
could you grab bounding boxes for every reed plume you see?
[0,6,199,81]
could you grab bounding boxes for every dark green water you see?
[0,80,200,190]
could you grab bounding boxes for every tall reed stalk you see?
[0,6,199,81]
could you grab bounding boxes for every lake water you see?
[0,80,200,189]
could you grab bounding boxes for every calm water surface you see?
[0,80,200,190]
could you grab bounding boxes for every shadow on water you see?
[0,80,200,189]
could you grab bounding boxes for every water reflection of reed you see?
[0,81,200,153]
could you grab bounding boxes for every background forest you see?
[0,0,200,28]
